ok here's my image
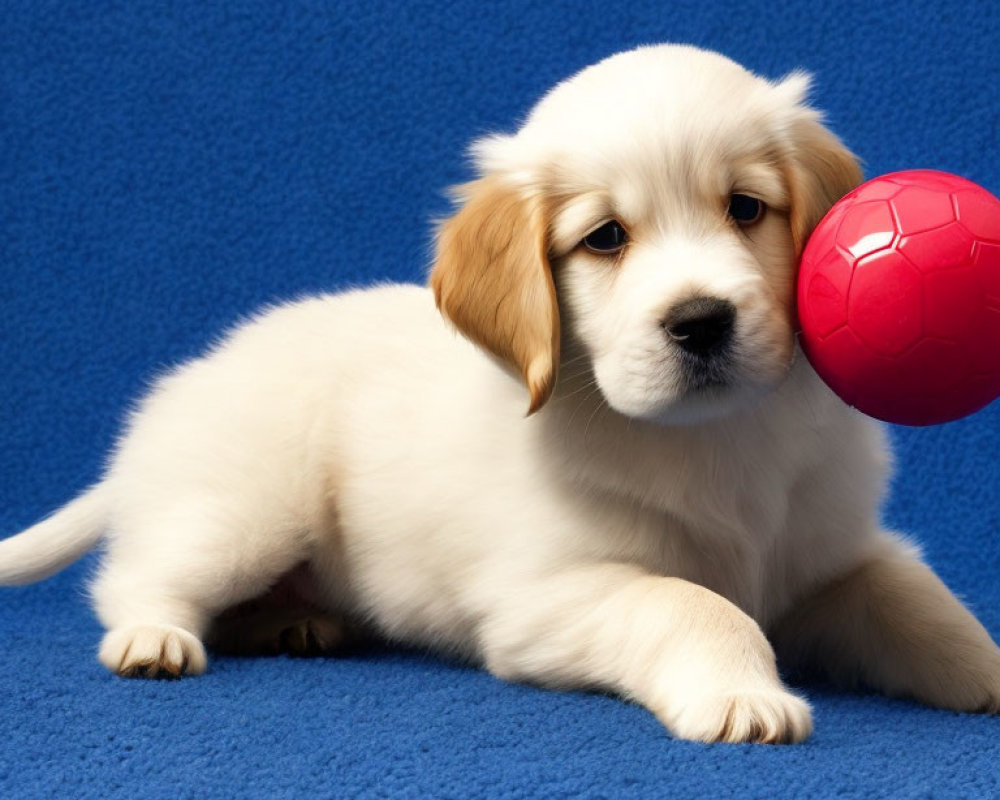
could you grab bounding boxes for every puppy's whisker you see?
[582,390,608,441]
[562,381,604,430]
[557,375,599,401]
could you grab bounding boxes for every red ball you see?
[797,170,1000,425]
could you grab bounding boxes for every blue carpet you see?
[2,1,999,797]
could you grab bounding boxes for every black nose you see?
[663,297,736,356]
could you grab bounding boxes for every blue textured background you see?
[2,1,999,797]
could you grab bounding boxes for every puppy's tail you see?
[0,484,110,585]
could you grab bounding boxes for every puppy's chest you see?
[663,510,787,625]
[612,451,798,624]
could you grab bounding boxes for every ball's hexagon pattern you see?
[848,250,924,357]
[957,191,1000,242]
[798,169,1000,425]
[974,241,1000,299]
[890,186,955,234]
[893,170,962,191]
[852,179,902,202]
[801,246,853,339]
[835,200,895,260]
[899,222,976,273]
[922,267,981,341]
[902,338,970,389]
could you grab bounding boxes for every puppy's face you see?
[538,60,802,424]
[433,45,862,423]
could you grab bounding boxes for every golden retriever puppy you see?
[2,44,999,744]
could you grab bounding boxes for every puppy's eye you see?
[728,194,765,226]
[582,220,628,254]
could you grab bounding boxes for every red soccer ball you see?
[797,169,1000,425]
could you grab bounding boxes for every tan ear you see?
[431,177,559,414]
[785,116,864,253]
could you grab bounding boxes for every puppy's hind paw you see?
[663,687,813,744]
[99,625,207,678]
[279,615,350,657]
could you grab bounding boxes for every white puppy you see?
[2,44,999,744]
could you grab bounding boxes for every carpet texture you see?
[2,1,999,797]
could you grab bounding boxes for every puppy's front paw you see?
[661,687,813,744]
[944,651,1000,713]
[922,670,1000,714]
[99,625,207,678]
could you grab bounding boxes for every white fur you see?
[3,44,999,743]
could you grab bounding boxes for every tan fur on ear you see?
[785,117,864,254]
[431,177,559,414]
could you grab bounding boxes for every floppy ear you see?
[784,114,864,254]
[772,74,864,254]
[431,177,559,414]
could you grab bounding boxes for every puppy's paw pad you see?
[668,688,813,744]
[99,625,207,678]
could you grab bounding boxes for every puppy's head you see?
[431,45,861,423]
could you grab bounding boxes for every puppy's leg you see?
[771,535,1000,712]
[91,506,315,678]
[480,563,812,744]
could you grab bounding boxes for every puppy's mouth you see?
[656,337,787,425]
[678,348,736,392]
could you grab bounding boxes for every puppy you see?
[2,44,999,744]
